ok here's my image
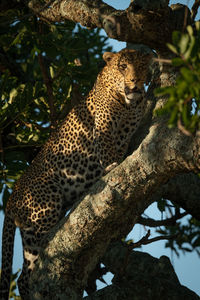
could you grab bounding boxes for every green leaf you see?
[179,34,189,54]
[172,31,182,47]
[168,106,179,126]
[187,25,193,37]
[154,86,174,97]
[195,21,200,31]
[172,57,184,67]
[182,104,190,127]
[184,36,195,60]
[9,88,18,103]
[167,43,178,54]
[180,67,194,83]
[10,26,27,47]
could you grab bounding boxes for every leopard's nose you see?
[125,86,139,95]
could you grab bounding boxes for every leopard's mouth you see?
[126,91,142,100]
[125,91,143,105]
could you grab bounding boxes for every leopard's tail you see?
[0,214,16,300]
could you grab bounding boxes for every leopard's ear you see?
[103,52,115,64]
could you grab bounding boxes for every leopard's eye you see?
[119,64,127,70]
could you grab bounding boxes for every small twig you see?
[177,118,193,137]
[183,4,189,32]
[128,230,179,250]
[18,119,32,129]
[117,230,178,280]
[129,230,151,249]
[180,54,194,70]
[137,211,188,227]
[153,58,172,64]
[191,0,200,22]
[4,143,42,151]
[52,66,66,81]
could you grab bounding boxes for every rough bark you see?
[84,242,200,299]
[26,0,192,51]
[151,173,200,220]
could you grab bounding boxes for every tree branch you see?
[126,230,179,251]
[191,0,200,22]
[127,53,200,220]
[91,242,199,300]
[137,212,188,227]
[27,0,192,51]
[151,173,200,220]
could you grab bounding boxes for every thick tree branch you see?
[1,1,194,52]
[152,173,200,220]
[29,113,200,299]
[127,52,200,220]
[89,242,199,300]
[27,0,192,51]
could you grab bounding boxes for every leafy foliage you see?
[163,217,200,257]
[153,23,200,256]
[0,11,112,210]
[0,269,21,299]
[155,22,200,133]
[156,200,200,257]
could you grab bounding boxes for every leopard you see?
[0,48,152,300]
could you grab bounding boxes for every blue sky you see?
[1,0,200,298]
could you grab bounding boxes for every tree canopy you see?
[0,0,200,299]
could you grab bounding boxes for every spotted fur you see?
[0,49,152,299]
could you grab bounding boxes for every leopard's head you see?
[103,49,152,105]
